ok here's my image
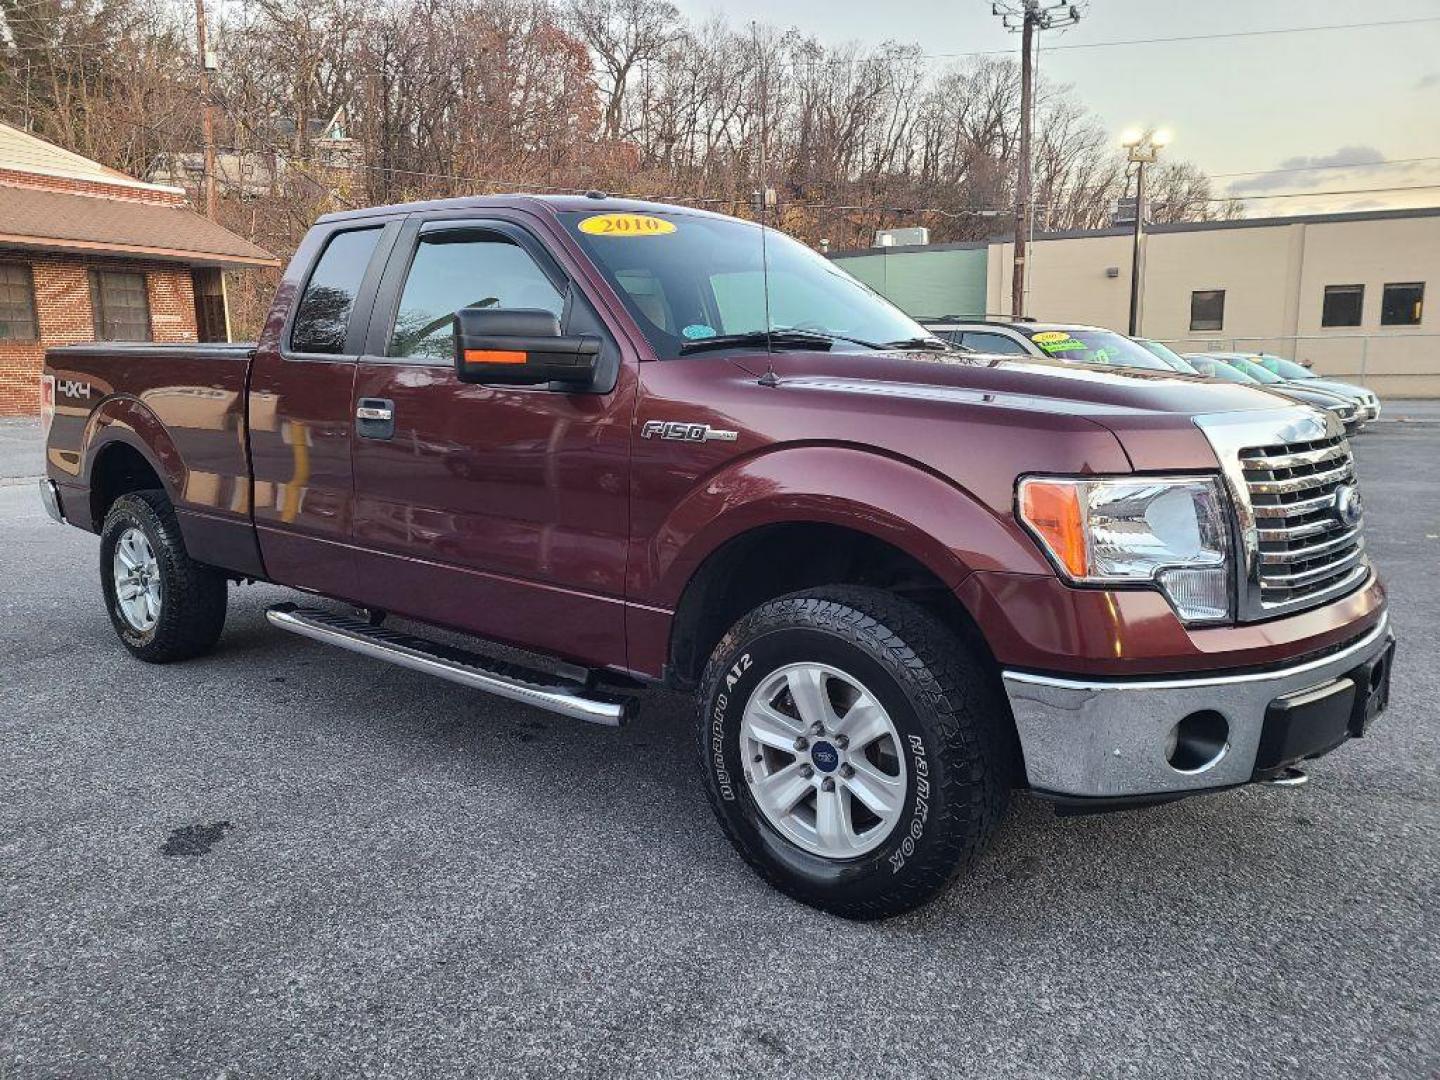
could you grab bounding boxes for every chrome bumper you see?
[38,478,65,524]
[1002,613,1393,799]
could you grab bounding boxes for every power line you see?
[1225,183,1440,202]
[1211,156,1440,180]
[775,15,1440,67]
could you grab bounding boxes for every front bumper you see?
[1003,613,1394,800]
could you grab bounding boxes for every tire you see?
[697,586,1011,920]
[99,490,227,663]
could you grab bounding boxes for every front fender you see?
[637,443,1051,608]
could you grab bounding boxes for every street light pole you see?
[1128,157,1145,336]
[1120,128,1170,336]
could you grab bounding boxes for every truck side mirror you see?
[452,306,600,387]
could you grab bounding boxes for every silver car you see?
[1241,353,1380,423]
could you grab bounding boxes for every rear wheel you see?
[698,586,1010,920]
[99,490,227,663]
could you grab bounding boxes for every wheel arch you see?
[81,397,182,529]
[643,444,1045,687]
[666,520,1004,696]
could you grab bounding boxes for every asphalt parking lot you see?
[2,413,1437,1079]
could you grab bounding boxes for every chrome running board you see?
[265,603,632,726]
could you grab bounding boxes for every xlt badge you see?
[641,420,738,443]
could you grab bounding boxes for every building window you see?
[0,262,38,341]
[1380,282,1424,326]
[1190,289,1225,332]
[90,270,151,340]
[1321,284,1364,328]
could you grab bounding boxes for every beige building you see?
[992,208,1439,398]
[838,207,1439,398]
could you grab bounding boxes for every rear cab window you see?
[289,227,384,354]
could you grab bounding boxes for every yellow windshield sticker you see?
[1033,332,1086,354]
[578,213,676,237]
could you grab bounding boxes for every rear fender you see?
[71,396,183,531]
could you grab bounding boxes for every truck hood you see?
[734,348,1313,474]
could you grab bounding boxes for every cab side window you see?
[290,227,383,354]
[389,232,565,360]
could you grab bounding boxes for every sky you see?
[675,0,1440,217]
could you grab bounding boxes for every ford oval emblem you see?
[1333,484,1363,527]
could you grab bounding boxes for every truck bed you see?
[44,340,260,572]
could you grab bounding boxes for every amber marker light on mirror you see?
[1018,478,1089,578]
[464,349,528,365]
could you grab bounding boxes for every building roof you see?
[0,122,183,195]
[0,183,279,267]
[827,204,1440,258]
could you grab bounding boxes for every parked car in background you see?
[1134,337,1202,374]
[1246,353,1381,422]
[921,319,1178,372]
[1186,353,1363,433]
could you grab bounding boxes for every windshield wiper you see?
[679,329,839,355]
[880,336,958,352]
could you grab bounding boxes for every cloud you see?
[1227,145,1388,194]
[1417,72,1440,90]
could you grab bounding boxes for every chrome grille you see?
[1238,433,1367,608]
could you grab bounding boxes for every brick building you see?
[0,123,276,416]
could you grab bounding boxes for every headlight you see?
[1017,475,1233,624]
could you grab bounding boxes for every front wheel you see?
[698,587,1011,920]
[99,490,227,663]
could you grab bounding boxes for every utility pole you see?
[992,2,1080,318]
[194,0,218,221]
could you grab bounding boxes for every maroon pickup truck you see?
[40,195,1394,918]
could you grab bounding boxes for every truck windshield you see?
[560,210,928,359]
[1018,328,1173,371]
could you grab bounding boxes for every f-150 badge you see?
[641,420,738,443]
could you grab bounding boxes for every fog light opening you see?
[1166,710,1230,774]
[1369,660,1386,693]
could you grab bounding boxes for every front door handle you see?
[356,398,395,439]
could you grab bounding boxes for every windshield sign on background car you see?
[1021,329,1172,371]
[562,210,929,359]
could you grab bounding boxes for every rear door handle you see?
[356,397,395,439]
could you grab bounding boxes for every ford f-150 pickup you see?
[40,195,1395,919]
